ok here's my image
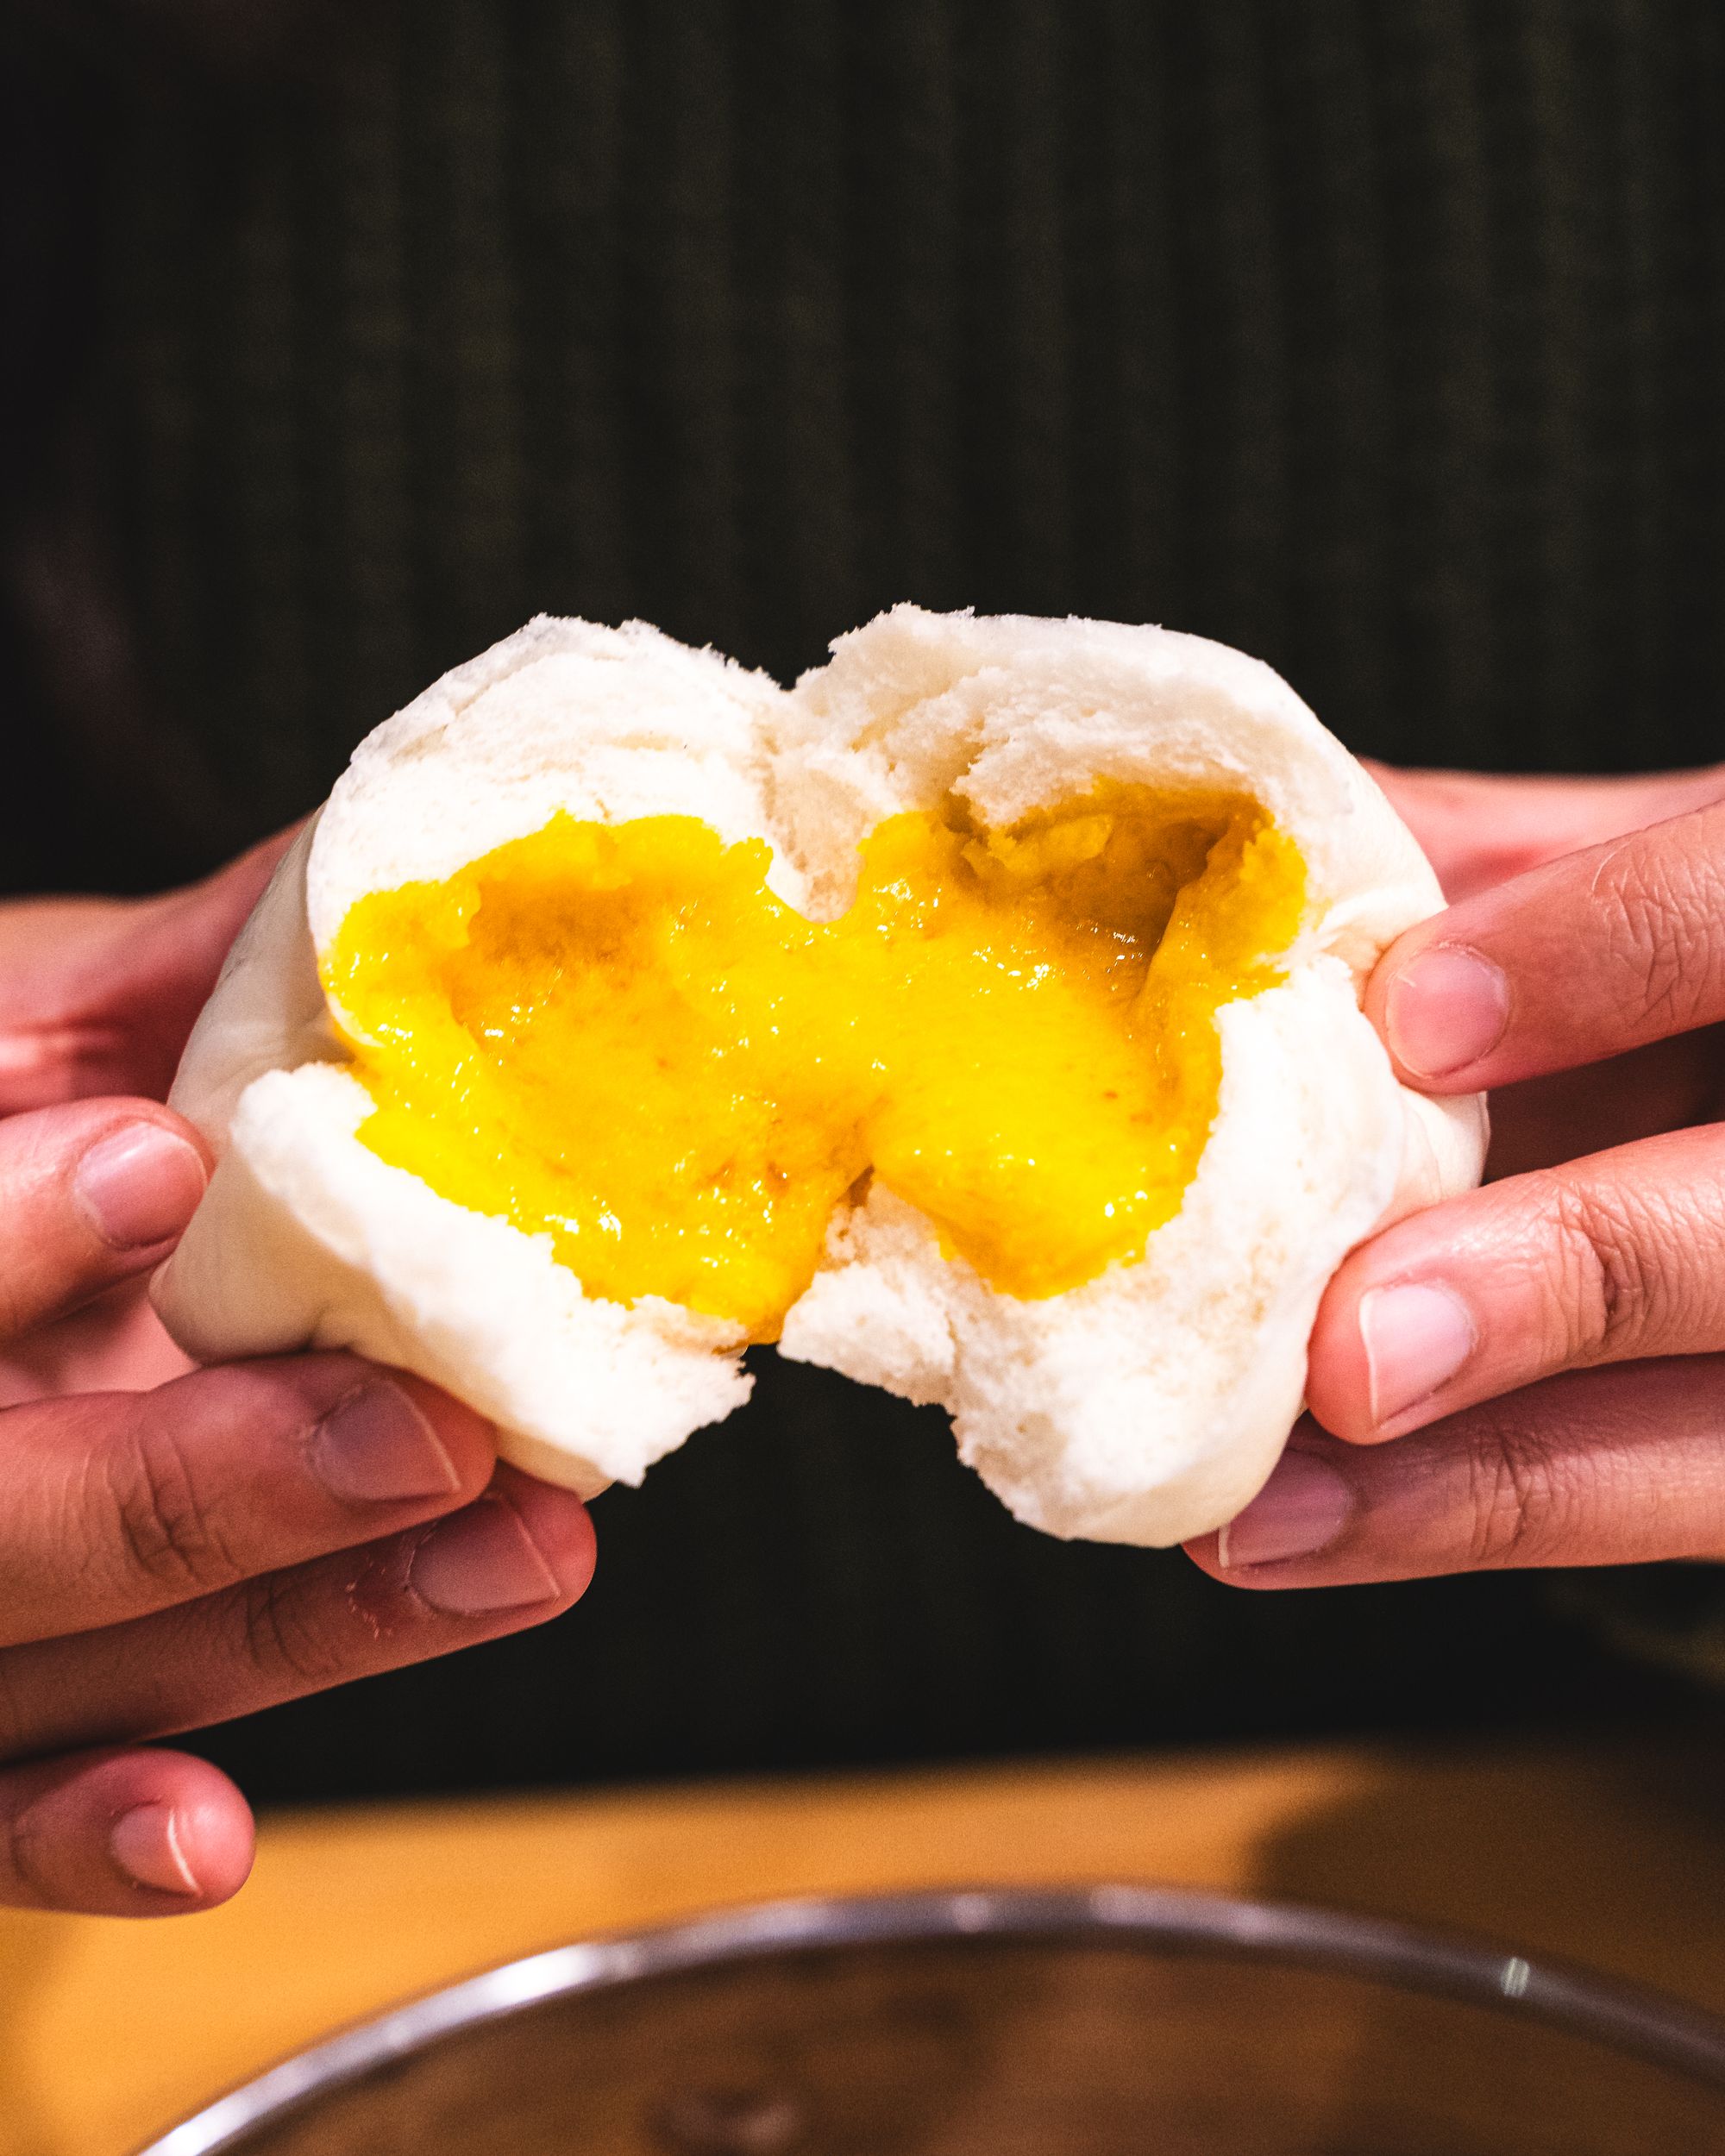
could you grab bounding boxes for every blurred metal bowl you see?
[139,1885,1725,2155]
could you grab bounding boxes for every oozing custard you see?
[323,787,1306,1338]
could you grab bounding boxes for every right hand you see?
[0,853,595,1919]
[1189,759,1725,1589]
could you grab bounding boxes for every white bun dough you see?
[154,608,1487,1545]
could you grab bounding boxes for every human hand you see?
[0,848,595,1915]
[1189,760,1725,1586]
[0,833,292,1405]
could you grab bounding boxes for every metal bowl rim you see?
[135,1881,1725,2155]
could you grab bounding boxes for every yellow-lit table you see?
[1,1738,1720,2156]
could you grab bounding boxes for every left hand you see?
[1189,759,1725,1585]
[0,835,596,1917]
[0,833,293,1406]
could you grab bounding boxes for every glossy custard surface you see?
[323,788,1306,1337]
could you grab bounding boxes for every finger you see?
[1188,1360,1725,1586]
[1307,1125,1725,1444]
[1364,796,1725,1093]
[0,1467,594,1765]
[1362,761,1725,902]
[0,824,298,1114]
[0,1355,499,1644]
[1481,1029,1725,1183]
[0,1099,210,1338]
[0,1746,253,1915]
[0,1279,195,1409]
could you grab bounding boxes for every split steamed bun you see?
[153,607,1487,1545]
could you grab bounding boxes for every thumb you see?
[0,827,300,1116]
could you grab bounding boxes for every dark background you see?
[3,0,1719,1802]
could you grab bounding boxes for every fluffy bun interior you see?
[154,608,1488,1543]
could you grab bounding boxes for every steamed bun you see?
[153,607,1486,1545]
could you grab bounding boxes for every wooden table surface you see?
[0,1734,1719,2156]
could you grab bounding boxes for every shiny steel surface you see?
[136,1884,1725,2155]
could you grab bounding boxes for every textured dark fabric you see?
[12,0,1725,893]
[3,1,1717,1799]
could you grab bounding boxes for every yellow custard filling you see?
[323,787,1306,1339]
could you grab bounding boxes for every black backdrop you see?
[4,0,1716,1799]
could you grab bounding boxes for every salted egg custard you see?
[154,608,1487,1545]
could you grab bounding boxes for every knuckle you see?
[105,1419,240,1597]
[1463,1416,1584,1567]
[1542,1179,1657,1363]
[237,1572,344,1688]
[1593,839,1725,1034]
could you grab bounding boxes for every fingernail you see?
[310,1381,463,1506]
[1384,945,1510,1079]
[1216,1451,1357,1570]
[110,1803,199,1896]
[75,1124,209,1250]
[1360,1280,1477,1427]
[411,1497,561,1615]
